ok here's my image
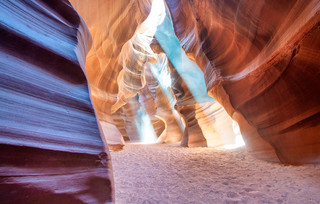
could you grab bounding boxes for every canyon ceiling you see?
[1,0,320,202]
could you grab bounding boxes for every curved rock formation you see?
[70,0,236,149]
[182,0,320,164]
[69,0,319,164]
[6,0,318,202]
[69,0,152,147]
[0,0,113,202]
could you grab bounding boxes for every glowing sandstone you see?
[70,0,236,148]
[189,0,320,164]
[1,2,319,203]
[71,0,319,164]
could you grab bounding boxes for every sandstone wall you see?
[187,0,320,164]
[69,0,319,164]
[0,0,113,202]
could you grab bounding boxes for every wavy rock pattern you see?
[69,0,319,164]
[0,0,113,202]
[145,52,184,144]
[153,5,235,147]
[69,0,151,146]
[182,0,320,164]
[69,0,236,148]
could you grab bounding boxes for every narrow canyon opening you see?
[1,0,320,203]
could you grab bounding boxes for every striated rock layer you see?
[70,0,236,149]
[0,0,113,202]
[69,0,152,146]
[174,0,320,164]
[70,0,319,164]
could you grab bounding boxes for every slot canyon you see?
[0,0,319,203]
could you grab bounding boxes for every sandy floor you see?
[110,143,320,204]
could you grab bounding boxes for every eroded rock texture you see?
[70,0,236,149]
[0,0,113,202]
[183,0,320,164]
[69,0,319,164]
[69,0,150,147]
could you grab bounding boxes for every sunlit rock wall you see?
[70,0,236,148]
[69,0,319,163]
[145,58,184,144]
[154,2,236,147]
[69,0,152,146]
[179,0,320,164]
[0,0,113,202]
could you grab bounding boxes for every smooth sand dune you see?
[111,144,320,203]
